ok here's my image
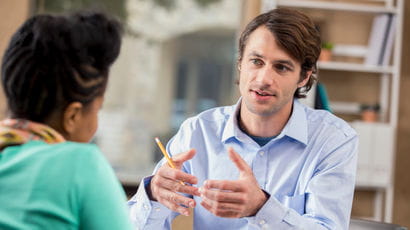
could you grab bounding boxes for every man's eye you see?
[275,64,290,73]
[250,59,263,66]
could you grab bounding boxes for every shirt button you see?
[155,207,161,212]
[143,204,149,210]
[259,151,265,156]
[259,219,266,225]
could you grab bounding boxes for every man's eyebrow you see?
[248,51,264,58]
[247,51,296,68]
[274,60,295,68]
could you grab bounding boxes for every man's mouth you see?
[252,89,274,97]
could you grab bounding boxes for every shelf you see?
[318,61,394,74]
[276,0,398,14]
[271,0,404,222]
[331,101,361,114]
[355,180,389,189]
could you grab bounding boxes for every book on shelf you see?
[365,13,396,66]
[380,15,396,66]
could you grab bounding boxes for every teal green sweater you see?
[0,141,133,230]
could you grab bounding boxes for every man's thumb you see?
[172,149,196,167]
[228,147,250,174]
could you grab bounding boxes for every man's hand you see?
[148,149,200,216]
[199,147,268,218]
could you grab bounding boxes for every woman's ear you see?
[62,102,83,136]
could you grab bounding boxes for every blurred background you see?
[0,0,409,228]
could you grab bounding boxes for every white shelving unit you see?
[318,61,395,74]
[264,0,403,222]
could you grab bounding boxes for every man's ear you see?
[62,102,83,135]
[298,70,313,88]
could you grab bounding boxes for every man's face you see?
[238,26,309,118]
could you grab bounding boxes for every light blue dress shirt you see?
[129,99,358,230]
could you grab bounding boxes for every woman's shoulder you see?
[24,141,114,182]
[19,140,104,163]
[53,141,100,153]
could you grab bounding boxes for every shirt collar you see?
[221,98,308,146]
[221,98,249,143]
[281,100,308,145]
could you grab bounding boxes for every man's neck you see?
[238,102,293,138]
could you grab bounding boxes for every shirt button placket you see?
[253,150,267,187]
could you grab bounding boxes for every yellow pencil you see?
[155,137,185,185]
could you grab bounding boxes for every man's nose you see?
[254,67,274,85]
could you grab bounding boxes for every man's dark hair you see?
[238,8,321,98]
[1,11,122,122]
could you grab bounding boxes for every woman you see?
[0,11,133,229]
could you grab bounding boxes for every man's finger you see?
[158,167,198,186]
[159,189,196,208]
[180,184,201,197]
[168,192,196,208]
[172,149,196,167]
[200,184,244,202]
[158,173,200,197]
[161,198,191,216]
[202,179,242,192]
[228,147,251,174]
[200,198,241,218]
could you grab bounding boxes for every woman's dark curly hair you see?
[1,11,122,122]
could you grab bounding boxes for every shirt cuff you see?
[245,194,289,229]
[128,176,173,227]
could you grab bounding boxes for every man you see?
[129,8,358,230]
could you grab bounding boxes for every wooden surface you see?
[172,209,193,230]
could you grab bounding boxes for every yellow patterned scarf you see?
[0,119,65,151]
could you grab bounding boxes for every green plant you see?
[322,42,334,50]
